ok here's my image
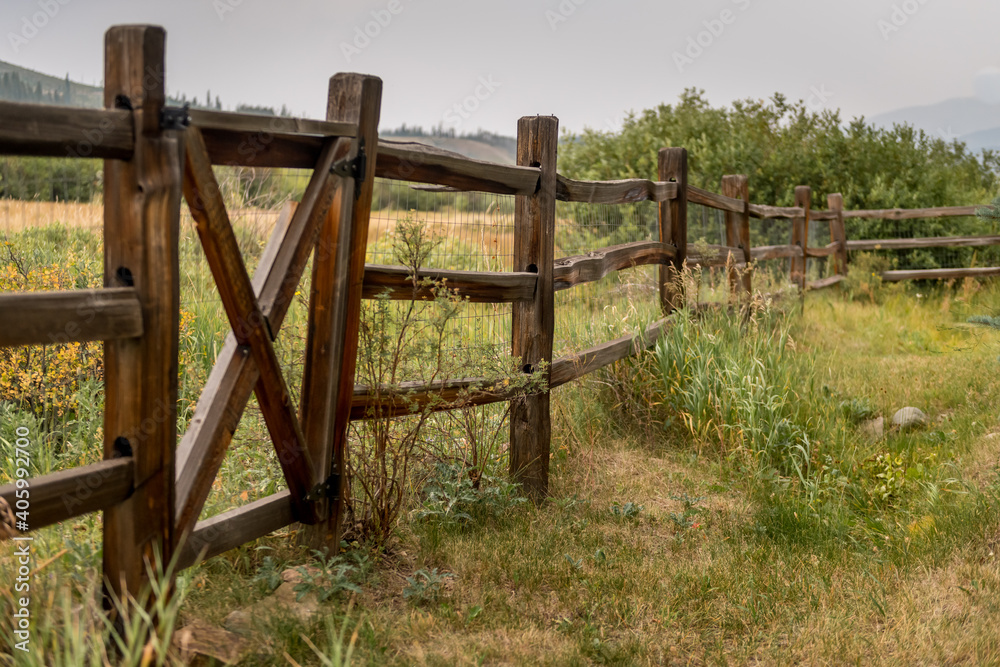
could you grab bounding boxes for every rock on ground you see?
[892,407,927,430]
[171,620,247,665]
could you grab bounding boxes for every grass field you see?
[3,215,1000,665]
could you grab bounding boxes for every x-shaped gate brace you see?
[172,74,382,545]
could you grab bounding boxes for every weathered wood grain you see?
[0,101,134,160]
[200,129,327,169]
[828,193,848,275]
[752,244,803,261]
[0,458,134,537]
[844,205,985,220]
[722,175,751,298]
[177,491,293,569]
[183,126,317,523]
[510,116,557,501]
[364,264,536,302]
[808,209,838,221]
[553,241,675,292]
[791,186,811,290]
[881,266,1000,281]
[377,140,539,195]
[101,24,180,606]
[174,138,348,540]
[749,204,805,219]
[556,175,678,203]
[808,275,845,290]
[188,108,355,138]
[300,73,383,551]
[847,235,1000,251]
[659,148,688,312]
[0,288,142,347]
[688,185,745,213]
[351,376,516,420]
[805,243,840,258]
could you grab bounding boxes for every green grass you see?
[5,221,1000,664]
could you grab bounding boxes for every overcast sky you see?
[3,0,999,135]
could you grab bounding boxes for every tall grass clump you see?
[655,295,814,481]
[1,551,191,666]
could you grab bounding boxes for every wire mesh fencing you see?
[845,215,1000,271]
[806,214,838,281]
[554,199,662,357]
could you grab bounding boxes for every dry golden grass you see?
[1,201,608,267]
[0,199,103,232]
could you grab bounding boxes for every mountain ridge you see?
[869,96,1000,153]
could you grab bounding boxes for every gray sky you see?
[3,0,999,134]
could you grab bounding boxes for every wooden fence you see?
[0,23,996,613]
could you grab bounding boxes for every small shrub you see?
[860,452,907,505]
[403,568,454,605]
[292,550,366,603]
[414,462,526,527]
[0,239,103,426]
[668,493,704,529]
[839,397,877,424]
[610,501,644,521]
[347,217,542,547]
[253,554,284,593]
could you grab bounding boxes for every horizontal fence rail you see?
[846,235,1000,251]
[688,185,745,213]
[0,458,135,533]
[843,205,983,220]
[362,265,536,302]
[553,241,676,291]
[556,175,678,204]
[749,204,805,219]
[882,266,1000,281]
[377,140,541,194]
[0,288,144,347]
[0,100,135,159]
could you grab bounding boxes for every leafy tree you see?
[559,90,1000,265]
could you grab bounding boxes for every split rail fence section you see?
[0,24,997,609]
[750,193,998,289]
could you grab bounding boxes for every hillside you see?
[869,96,1000,153]
[0,60,102,108]
[382,134,516,164]
[960,126,1000,154]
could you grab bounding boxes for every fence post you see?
[722,175,751,301]
[510,116,558,501]
[828,192,848,276]
[298,74,383,552]
[659,148,688,312]
[102,25,181,608]
[791,185,811,291]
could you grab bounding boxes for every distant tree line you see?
[0,157,100,202]
[382,123,516,152]
[0,71,72,106]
